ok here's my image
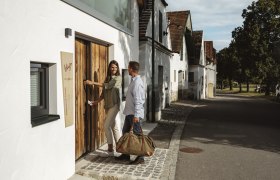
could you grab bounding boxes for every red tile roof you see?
[204,41,217,64]
[192,30,203,64]
[167,11,189,53]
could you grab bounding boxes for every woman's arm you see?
[89,92,104,106]
[84,80,103,87]
[104,76,122,89]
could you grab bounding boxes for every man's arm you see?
[133,80,145,122]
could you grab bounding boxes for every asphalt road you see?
[175,94,280,180]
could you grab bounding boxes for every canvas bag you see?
[116,125,155,156]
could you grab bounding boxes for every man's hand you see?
[133,117,139,123]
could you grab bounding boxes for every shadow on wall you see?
[146,84,161,121]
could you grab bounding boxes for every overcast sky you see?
[166,0,255,51]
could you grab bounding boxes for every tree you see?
[232,0,280,94]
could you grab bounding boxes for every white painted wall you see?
[0,0,139,179]
[139,0,172,120]
[205,63,217,97]
[188,32,206,100]
[170,36,189,101]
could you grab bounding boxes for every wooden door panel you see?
[90,43,107,149]
[75,39,87,160]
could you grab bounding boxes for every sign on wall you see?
[61,52,74,127]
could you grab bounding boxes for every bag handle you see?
[130,122,143,134]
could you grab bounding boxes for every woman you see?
[84,60,122,156]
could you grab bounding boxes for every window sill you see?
[31,114,60,127]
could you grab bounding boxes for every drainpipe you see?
[151,0,155,122]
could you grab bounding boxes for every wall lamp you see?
[163,21,183,36]
[65,28,72,38]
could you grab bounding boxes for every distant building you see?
[167,11,192,101]
[188,30,206,100]
[204,41,217,98]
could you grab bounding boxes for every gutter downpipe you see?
[151,0,155,122]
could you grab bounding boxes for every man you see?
[115,61,145,165]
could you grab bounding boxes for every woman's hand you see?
[84,80,93,85]
[88,100,99,106]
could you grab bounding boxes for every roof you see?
[204,41,217,64]
[139,0,169,40]
[204,41,214,61]
[192,30,203,64]
[167,11,190,53]
[139,0,152,40]
[161,0,168,6]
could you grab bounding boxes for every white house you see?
[188,30,206,100]
[204,41,217,98]
[0,0,142,179]
[167,11,192,101]
[138,0,172,121]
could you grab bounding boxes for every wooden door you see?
[208,83,214,98]
[90,42,107,149]
[75,38,88,159]
[158,66,163,109]
[75,38,108,160]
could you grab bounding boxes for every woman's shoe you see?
[99,150,114,157]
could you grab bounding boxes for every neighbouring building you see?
[204,41,217,98]
[139,0,173,121]
[188,30,206,100]
[167,10,192,101]
[0,0,142,179]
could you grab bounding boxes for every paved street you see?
[176,94,280,180]
[70,101,197,180]
[70,94,280,180]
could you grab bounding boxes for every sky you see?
[166,0,255,52]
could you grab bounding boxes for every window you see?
[30,62,59,127]
[180,43,183,61]
[189,72,194,82]
[159,10,163,43]
[61,0,132,33]
[122,69,130,101]
[174,70,176,82]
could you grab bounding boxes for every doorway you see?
[75,37,108,160]
[158,66,163,109]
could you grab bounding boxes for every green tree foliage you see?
[245,0,280,93]
[226,0,280,94]
[217,45,240,90]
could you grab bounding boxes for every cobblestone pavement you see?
[76,148,168,180]
[71,100,198,180]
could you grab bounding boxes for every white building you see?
[0,0,142,179]
[167,11,192,101]
[204,41,217,98]
[188,30,206,100]
[139,0,172,121]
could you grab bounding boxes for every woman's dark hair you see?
[105,60,120,82]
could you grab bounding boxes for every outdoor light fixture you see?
[163,19,183,36]
[65,28,72,38]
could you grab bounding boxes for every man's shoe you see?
[115,154,130,161]
[129,156,144,165]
